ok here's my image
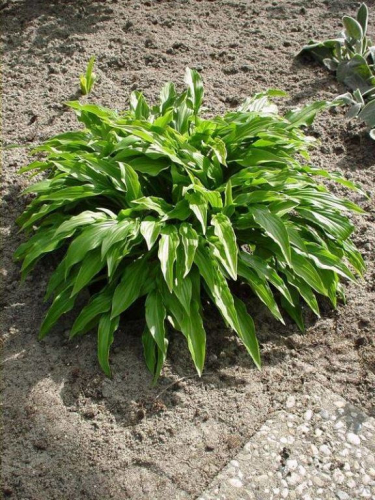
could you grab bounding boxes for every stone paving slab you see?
[198,382,375,500]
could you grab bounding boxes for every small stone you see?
[286,459,298,471]
[336,491,349,500]
[228,478,243,488]
[319,444,331,456]
[333,469,345,484]
[320,410,330,419]
[298,424,310,434]
[304,410,313,421]
[313,476,325,487]
[335,421,345,430]
[347,433,361,445]
[347,479,356,488]
[298,465,306,476]
[230,460,239,468]
[281,488,289,498]
[334,400,345,408]
[286,396,295,408]
[295,482,307,495]
[311,444,319,455]
[286,473,300,486]
[315,428,323,437]
[362,474,371,485]
[361,488,372,498]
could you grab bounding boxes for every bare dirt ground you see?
[1,1,374,499]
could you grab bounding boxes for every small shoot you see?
[80,56,97,96]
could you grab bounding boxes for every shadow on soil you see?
[2,0,111,55]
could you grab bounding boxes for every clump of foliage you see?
[15,68,365,382]
[300,3,375,137]
[80,56,97,96]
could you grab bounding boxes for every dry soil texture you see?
[1,0,375,499]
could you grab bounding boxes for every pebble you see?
[298,465,306,476]
[319,444,331,456]
[336,491,349,500]
[286,396,296,408]
[361,488,372,498]
[311,444,319,455]
[333,469,345,484]
[228,478,243,488]
[286,459,298,471]
[313,476,325,487]
[347,433,361,446]
[304,410,313,421]
[281,488,289,498]
[286,472,300,486]
[347,478,356,488]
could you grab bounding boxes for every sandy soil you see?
[1,0,374,499]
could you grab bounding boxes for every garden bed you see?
[2,0,374,498]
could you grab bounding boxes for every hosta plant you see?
[15,68,366,382]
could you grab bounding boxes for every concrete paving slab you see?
[198,382,375,500]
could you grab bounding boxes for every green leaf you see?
[159,82,177,114]
[97,313,120,377]
[285,101,331,128]
[101,219,135,258]
[357,3,368,35]
[119,162,143,203]
[179,223,199,277]
[71,249,105,296]
[232,297,261,369]
[39,286,76,339]
[111,256,150,318]
[283,269,320,317]
[70,289,113,338]
[240,252,294,305]
[186,192,207,234]
[80,56,96,95]
[185,67,204,115]
[173,246,193,314]
[180,300,206,376]
[145,289,168,356]
[290,250,327,296]
[54,211,108,237]
[280,290,305,332]
[250,206,292,266]
[343,16,363,40]
[142,327,157,375]
[358,99,375,128]
[238,260,284,323]
[130,91,150,119]
[194,245,260,368]
[140,218,161,250]
[65,222,114,276]
[211,213,238,280]
[158,226,179,292]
